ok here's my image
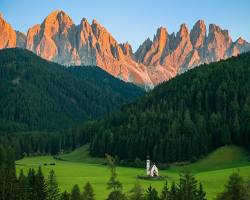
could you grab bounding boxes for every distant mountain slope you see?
[1,11,250,88]
[0,48,144,131]
[82,53,250,162]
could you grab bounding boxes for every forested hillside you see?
[67,66,144,101]
[84,53,250,163]
[0,48,144,131]
[1,50,250,164]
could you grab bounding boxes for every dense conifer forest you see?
[87,52,250,163]
[1,49,250,200]
[0,48,144,131]
[1,50,250,165]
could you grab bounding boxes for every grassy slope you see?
[59,145,106,164]
[16,145,250,200]
[169,145,250,173]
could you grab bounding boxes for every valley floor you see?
[16,145,250,200]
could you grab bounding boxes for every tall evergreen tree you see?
[27,168,36,199]
[197,183,206,200]
[35,166,48,200]
[1,147,17,200]
[71,184,81,200]
[168,181,177,200]
[60,191,71,200]
[128,181,145,200]
[106,154,126,200]
[177,171,198,200]
[106,154,122,191]
[82,182,95,200]
[18,169,30,200]
[215,173,248,200]
[145,185,159,200]
[160,181,169,200]
[106,191,127,200]
[47,170,60,200]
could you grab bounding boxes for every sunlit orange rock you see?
[230,37,250,56]
[1,11,250,88]
[205,24,232,62]
[0,14,16,48]
[26,10,77,65]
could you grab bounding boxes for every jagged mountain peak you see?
[144,37,153,44]
[230,37,250,56]
[236,37,246,45]
[91,19,113,40]
[120,42,133,56]
[209,23,227,35]
[154,27,168,47]
[15,31,26,48]
[92,19,101,26]
[45,10,71,20]
[42,10,74,29]
[156,27,168,37]
[78,18,92,33]
[192,20,206,30]
[0,13,250,88]
[91,19,106,32]
[192,20,206,33]
[190,20,206,49]
[205,23,233,62]
[178,23,189,37]
[134,38,153,63]
[0,14,16,48]
[208,24,232,42]
[80,17,88,24]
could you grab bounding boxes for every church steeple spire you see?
[146,156,150,176]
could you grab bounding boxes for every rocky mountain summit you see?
[1,11,250,88]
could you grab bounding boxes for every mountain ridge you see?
[0,11,250,88]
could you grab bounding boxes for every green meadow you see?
[16,145,250,200]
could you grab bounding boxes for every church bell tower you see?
[146,155,150,176]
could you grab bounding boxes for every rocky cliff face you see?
[0,14,16,48]
[26,11,77,63]
[25,11,154,87]
[0,10,250,88]
[15,31,27,48]
[230,37,250,56]
[135,20,250,77]
[0,14,28,49]
[205,24,232,62]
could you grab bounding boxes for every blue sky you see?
[1,0,250,50]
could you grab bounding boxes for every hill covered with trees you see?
[1,50,250,164]
[0,48,144,131]
[84,53,250,163]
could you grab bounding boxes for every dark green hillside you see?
[0,48,144,131]
[67,66,143,102]
[85,53,250,163]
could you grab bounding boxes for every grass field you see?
[16,145,250,200]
